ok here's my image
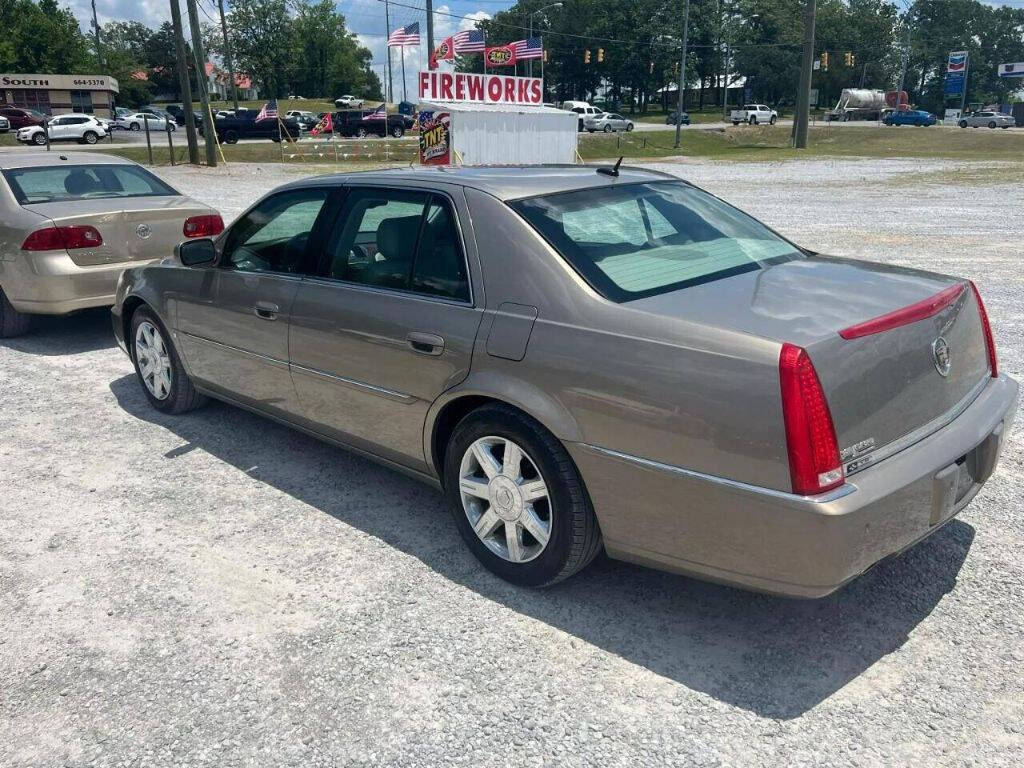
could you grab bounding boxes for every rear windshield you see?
[2,163,178,204]
[509,181,802,302]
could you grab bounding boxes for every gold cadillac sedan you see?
[0,152,220,337]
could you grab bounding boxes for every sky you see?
[63,0,514,100]
[59,0,1024,100]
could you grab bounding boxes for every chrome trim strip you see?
[579,444,856,504]
[844,375,989,476]
[289,362,416,403]
[177,331,289,369]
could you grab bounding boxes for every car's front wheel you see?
[356,127,368,138]
[130,307,205,414]
[959,120,968,128]
[391,125,404,138]
[444,404,602,587]
[32,132,46,145]
[0,288,31,338]
[626,122,634,131]
[130,122,140,131]
[989,121,997,129]
[770,115,777,125]
[82,131,98,144]
[603,124,612,133]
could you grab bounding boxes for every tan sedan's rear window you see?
[510,181,801,301]
[2,164,177,205]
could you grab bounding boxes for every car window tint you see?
[412,199,469,301]
[326,188,429,289]
[511,181,802,302]
[223,189,329,275]
[1,163,177,204]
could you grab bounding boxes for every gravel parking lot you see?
[2,157,1022,767]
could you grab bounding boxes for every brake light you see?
[838,283,965,340]
[968,281,998,378]
[21,225,103,251]
[779,343,844,495]
[183,214,224,238]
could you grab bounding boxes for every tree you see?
[227,0,295,98]
[0,0,92,73]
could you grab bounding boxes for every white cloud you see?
[459,11,491,33]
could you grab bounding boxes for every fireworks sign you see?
[418,111,451,165]
[418,71,543,105]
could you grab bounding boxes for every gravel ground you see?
[2,157,1022,767]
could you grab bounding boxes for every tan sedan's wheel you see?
[0,288,32,338]
[444,404,602,587]
[130,306,205,414]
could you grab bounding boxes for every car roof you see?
[0,152,140,170]
[286,165,681,201]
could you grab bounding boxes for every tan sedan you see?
[0,152,220,337]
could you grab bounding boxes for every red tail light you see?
[968,281,998,378]
[838,283,964,340]
[779,343,844,496]
[183,214,224,238]
[21,225,103,251]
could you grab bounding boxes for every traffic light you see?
[649,61,655,74]
[597,48,604,63]
[584,49,591,64]
[543,50,548,63]
[844,52,854,67]
[820,52,829,71]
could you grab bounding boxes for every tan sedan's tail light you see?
[21,225,103,251]
[969,281,998,378]
[779,343,844,495]
[183,214,225,238]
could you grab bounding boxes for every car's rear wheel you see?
[82,131,98,144]
[959,120,968,128]
[749,116,757,125]
[0,288,31,338]
[444,404,602,587]
[130,307,205,414]
[130,122,140,131]
[32,132,46,145]
[391,125,404,138]
[603,124,612,133]
[225,130,239,144]
[989,121,997,129]
[356,127,368,138]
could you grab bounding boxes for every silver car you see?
[111,166,1017,596]
[584,112,634,132]
[958,111,1015,129]
[0,153,219,337]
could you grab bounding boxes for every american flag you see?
[255,99,278,122]
[453,29,485,54]
[362,104,387,121]
[511,37,543,61]
[388,22,420,47]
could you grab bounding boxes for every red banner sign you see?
[418,71,543,106]
[484,45,517,67]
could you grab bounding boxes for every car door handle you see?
[407,332,445,356]
[254,301,279,320]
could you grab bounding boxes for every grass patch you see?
[579,124,1024,162]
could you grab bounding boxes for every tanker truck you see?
[825,89,888,122]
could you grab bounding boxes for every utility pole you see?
[185,0,217,167]
[385,0,393,102]
[217,0,239,113]
[794,0,816,148]
[169,0,199,165]
[426,0,435,69]
[673,0,691,149]
[90,0,104,70]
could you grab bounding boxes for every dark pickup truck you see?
[208,113,300,143]
[332,109,406,138]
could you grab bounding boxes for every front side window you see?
[2,163,178,204]
[510,181,802,302]
[324,188,469,301]
[222,188,330,275]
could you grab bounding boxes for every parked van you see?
[560,101,601,131]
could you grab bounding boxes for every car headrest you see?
[376,215,422,262]
[64,170,98,196]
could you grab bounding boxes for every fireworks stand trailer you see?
[417,100,578,166]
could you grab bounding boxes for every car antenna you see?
[597,156,623,178]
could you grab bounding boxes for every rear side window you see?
[510,181,802,302]
[2,164,178,204]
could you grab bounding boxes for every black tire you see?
[626,122,634,131]
[225,130,239,144]
[82,131,98,144]
[356,127,368,138]
[443,404,602,587]
[391,125,404,138]
[988,121,997,129]
[603,124,612,133]
[130,122,140,131]
[129,305,205,415]
[732,121,740,126]
[1002,125,1009,129]
[959,120,968,128]
[749,116,757,125]
[0,288,31,338]
[769,115,777,125]
[32,132,46,145]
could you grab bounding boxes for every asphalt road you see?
[2,157,1022,767]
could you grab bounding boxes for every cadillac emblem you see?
[932,336,951,377]
[136,223,152,239]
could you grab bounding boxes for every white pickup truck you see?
[730,104,778,126]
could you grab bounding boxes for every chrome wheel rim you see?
[459,436,552,563]
[135,321,172,400]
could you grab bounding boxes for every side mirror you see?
[176,238,217,267]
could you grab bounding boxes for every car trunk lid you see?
[629,256,992,471]
[23,197,211,267]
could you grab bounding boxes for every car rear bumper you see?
[1,251,148,315]
[569,374,1018,598]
